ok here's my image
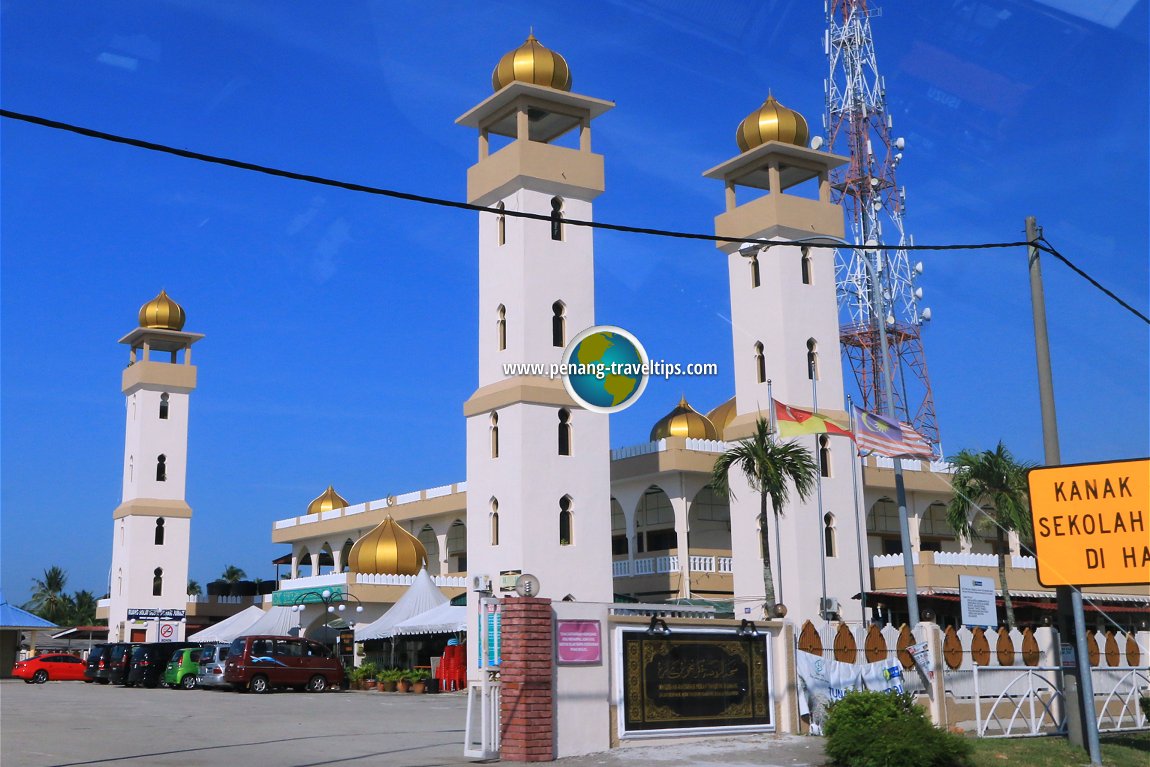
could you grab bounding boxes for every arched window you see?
[152,568,163,596]
[552,301,566,347]
[154,518,165,545]
[559,496,573,546]
[754,342,765,384]
[750,254,760,288]
[807,338,819,380]
[490,412,499,458]
[819,435,831,478]
[159,393,169,420]
[496,201,506,245]
[128,456,133,483]
[490,498,500,546]
[156,455,167,482]
[824,513,837,558]
[801,246,813,285]
[558,409,572,455]
[496,305,507,351]
[550,197,564,241]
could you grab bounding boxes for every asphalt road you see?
[1,680,826,767]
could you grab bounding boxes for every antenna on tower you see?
[825,0,940,454]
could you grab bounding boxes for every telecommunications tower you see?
[824,0,940,452]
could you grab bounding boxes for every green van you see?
[164,647,203,690]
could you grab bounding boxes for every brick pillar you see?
[499,597,554,762]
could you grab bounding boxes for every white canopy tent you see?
[238,606,300,637]
[354,568,448,641]
[390,602,467,637]
[187,605,266,643]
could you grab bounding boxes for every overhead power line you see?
[2,108,1146,325]
[1034,239,1149,325]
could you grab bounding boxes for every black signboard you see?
[622,630,770,732]
[339,630,354,658]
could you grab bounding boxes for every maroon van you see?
[223,635,343,693]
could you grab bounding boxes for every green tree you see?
[946,442,1033,629]
[24,566,71,624]
[710,417,819,614]
[186,579,202,596]
[68,590,99,625]
[220,565,246,583]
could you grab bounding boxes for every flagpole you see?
[766,379,783,606]
[848,398,868,624]
[811,368,829,621]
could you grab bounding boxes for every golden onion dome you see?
[736,93,809,152]
[307,485,349,516]
[348,515,427,575]
[650,396,720,441]
[138,290,186,331]
[492,33,572,92]
[706,397,737,438]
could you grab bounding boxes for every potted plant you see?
[410,668,431,694]
[379,667,400,693]
[395,669,412,693]
[358,661,379,691]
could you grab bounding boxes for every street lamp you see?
[738,235,922,626]
[288,588,365,628]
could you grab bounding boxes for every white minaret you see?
[458,35,615,641]
[704,94,868,624]
[107,291,202,642]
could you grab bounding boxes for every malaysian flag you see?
[852,405,934,460]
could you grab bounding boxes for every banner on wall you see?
[796,652,907,734]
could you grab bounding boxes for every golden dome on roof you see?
[307,485,349,516]
[348,515,427,575]
[492,33,572,92]
[706,397,737,438]
[138,290,186,331]
[650,397,720,441]
[736,93,809,152]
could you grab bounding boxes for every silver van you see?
[197,643,232,689]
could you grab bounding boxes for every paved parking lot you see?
[1,680,826,767]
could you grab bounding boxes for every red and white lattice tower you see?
[824,0,940,452]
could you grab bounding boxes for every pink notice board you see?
[556,619,602,664]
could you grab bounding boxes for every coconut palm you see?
[711,416,819,615]
[186,579,202,597]
[220,565,246,583]
[24,566,71,624]
[69,590,99,626]
[946,442,1033,629]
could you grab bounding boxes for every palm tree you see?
[220,565,246,583]
[711,417,819,615]
[24,566,71,624]
[69,590,99,626]
[186,579,202,597]
[946,442,1033,629]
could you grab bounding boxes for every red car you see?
[12,654,88,683]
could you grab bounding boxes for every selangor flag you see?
[773,399,852,438]
[852,406,934,459]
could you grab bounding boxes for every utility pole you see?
[1027,216,1101,765]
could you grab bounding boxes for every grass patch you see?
[968,731,1149,767]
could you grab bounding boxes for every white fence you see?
[612,555,732,577]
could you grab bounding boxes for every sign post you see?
[1026,457,1149,764]
[958,575,998,629]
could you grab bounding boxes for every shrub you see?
[357,661,380,681]
[823,690,972,767]
[1140,695,1149,720]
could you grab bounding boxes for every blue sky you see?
[3,1,1147,604]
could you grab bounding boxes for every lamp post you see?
[288,588,365,652]
[739,234,922,626]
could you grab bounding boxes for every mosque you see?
[97,35,1147,646]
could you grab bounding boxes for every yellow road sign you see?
[1027,458,1149,587]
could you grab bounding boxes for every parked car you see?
[126,642,200,688]
[223,635,343,693]
[196,642,232,689]
[12,654,88,683]
[106,643,142,686]
[164,647,203,689]
[84,643,111,683]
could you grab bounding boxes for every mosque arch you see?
[610,498,628,556]
[340,538,354,572]
[552,301,566,347]
[867,497,902,556]
[417,525,441,574]
[558,409,572,455]
[807,338,819,380]
[635,485,676,553]
[496,305,507,351]
[559,495,574,546]
[687,486,731,556]
[496,201,506,245]
[754,342,765,384]
[550,196,564,240]
[447,519,467,572]
[318,542,336,575]
[801,246,813,285]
